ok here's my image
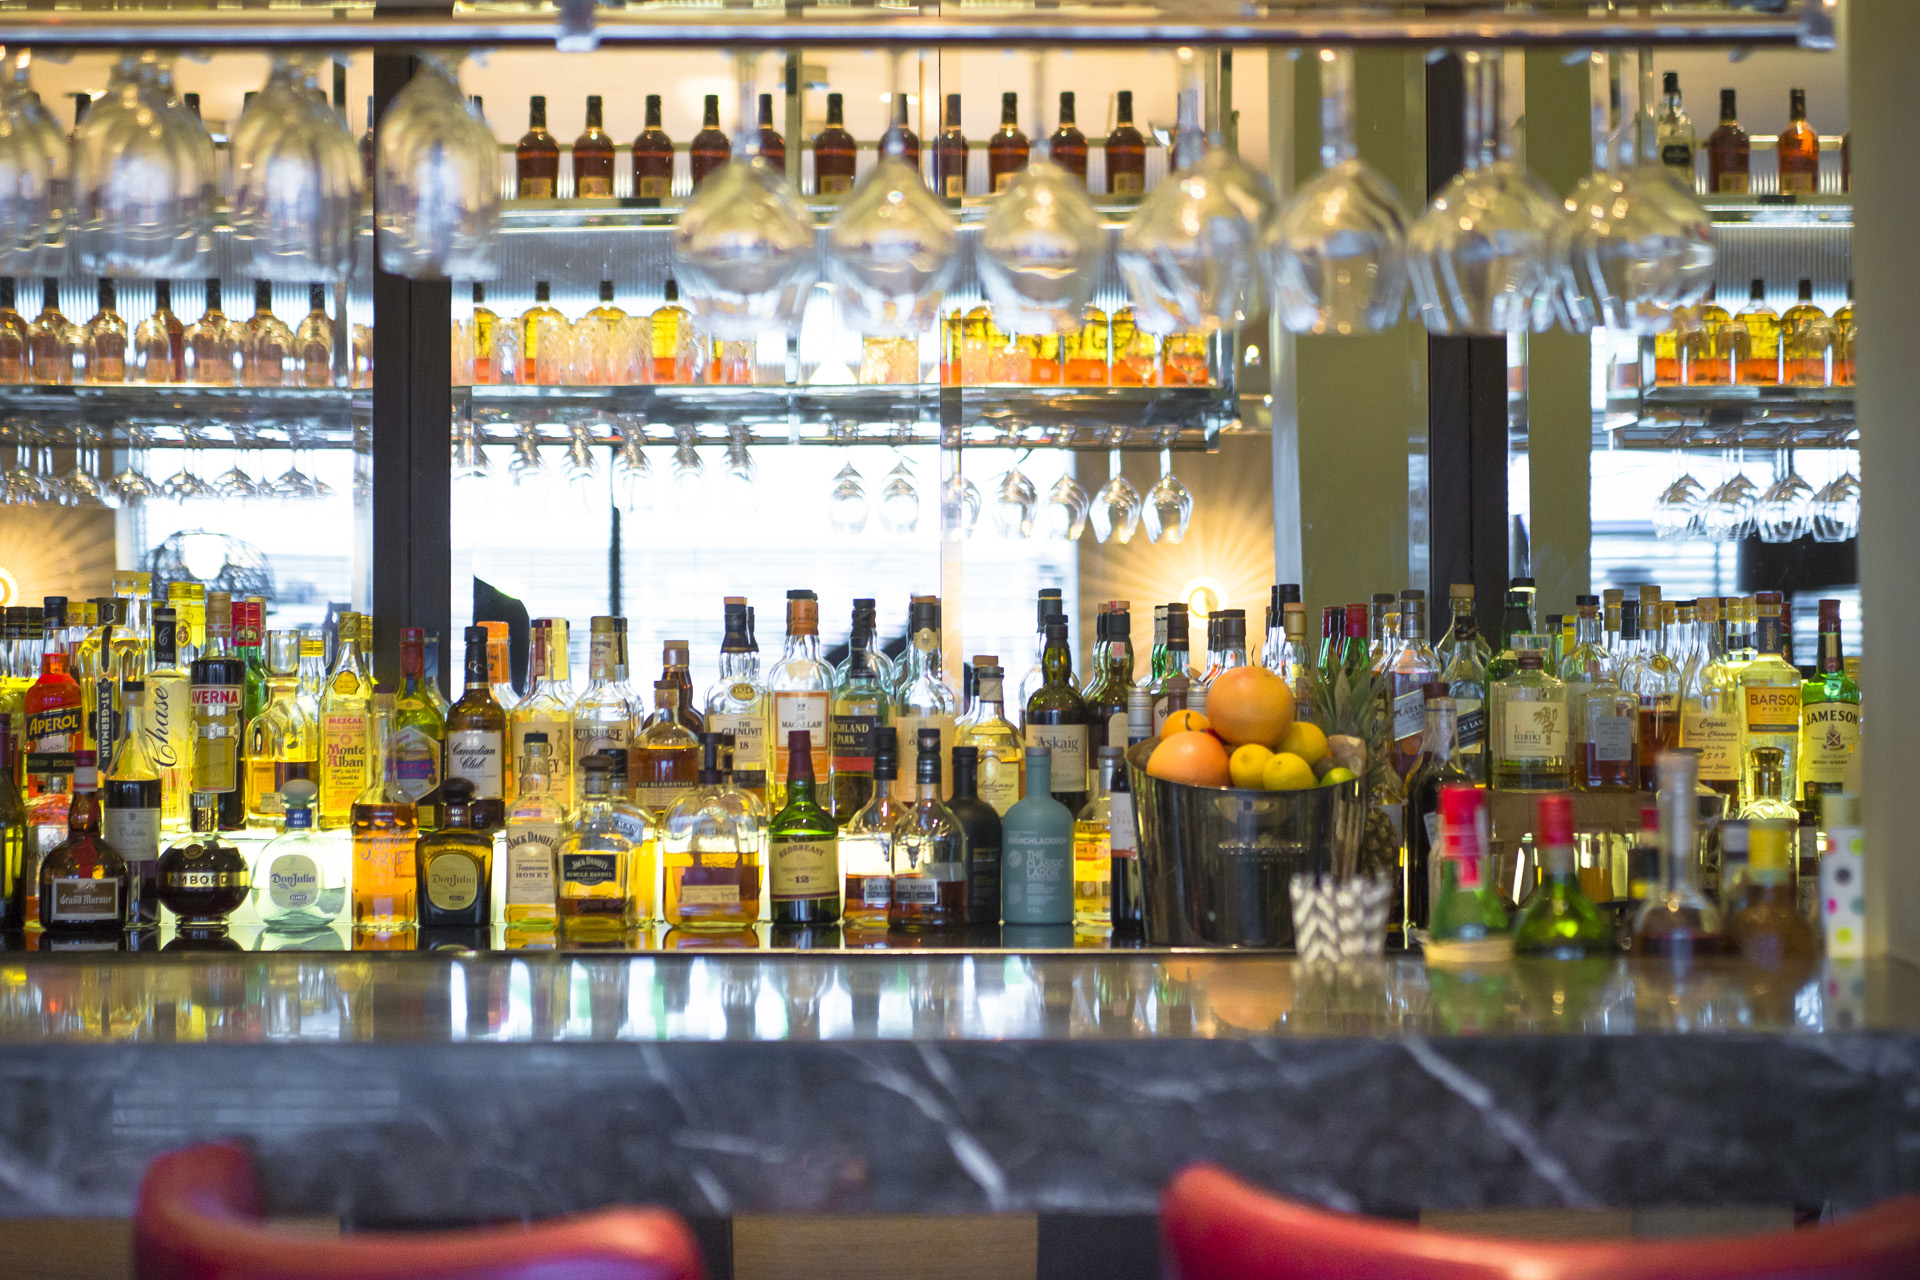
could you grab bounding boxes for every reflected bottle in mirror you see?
[879,92,918,167]
[1049,91,1086,185]
[756,92,786,171]
[988,91,1028,193]
[813,92,856,196]
[690,94,728,187]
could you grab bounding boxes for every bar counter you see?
[0,936,1913,1231]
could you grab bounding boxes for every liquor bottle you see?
[1434,609,1487,788]
[1707,89,1749,194]
[0,731,22,929]
[988,92,1029,193]
[0,277,28,383]
[503,734,563,927]
[829,629,888,824]
[83,278,127,383]
[1738,746,1799,825]
[632,94,674,202]
[1626,601,1680,788]
[889,728,967,930]
[27,278,71,385]
[317,611,371,830]
[1561,596,1630,793]
[557,753,634,938]
[755,93,786,171]
[1384,592,1440,779]
[1049,91,1087,184]
[519,281,564,386]
[1777,87,1818,196]
[517,95,559,197]
[37,754,127,935]
[1016,589,1066,714]
[1070,746,1121,928]
[1108,690,1150,938]
[1400,691,1469,944]
[1800,599,1859,808]
[1428,783,1509,943]
[242,280,293,386]
[631,680,699,820]
[1060,305,1110,385]
[178,279,230,385]
[144,606,191,831]
[359,95,375,191]
[1740,591,1801,807]
[1514,792,1612,958]
[573,617,632,805]
[650,277,697,383]
[1082,604,1133,760]
[467,283,498,385]
[103,680,162,926]
[445,625,508,827]
[247,779,340,929]
[572,94,615,198]
[933,93,968,199]
[242,631,314,828]
[768,590,832,811]
[1681,598,1742,798]
[1781,279,1833,386]
[1001,745,1073,925]
[297,284,332,387]
[1655,71,1695,186]
[1630,750,1728,958]
[891,595,958,800]
[351,696,417,929]
[1025,620,1090,815]
[814,92,857,196]
[1147,604,1195,732]
[1832,282,1855,386]
[879,93,918,166]
[1682,285,1732,385]
[706,598,771,804]
[388,628,445,820]
[662,733,761,931]
[1728,817,1815,966]
[690,95,729,187]
[768,729,839,925]
[1729,279,1780,385]
[656,639,704,734]
[1106,89,1147,196]
[157,792,249,928]
[839,726,905,928]
[949,745,1003,927]
[1488,643,1567,791]
[415,777,492,927]
[510,618,575,814]
[955,657,1023,815]
[24,627,85,803]
[189,597,247,832]
[830,598,889,694]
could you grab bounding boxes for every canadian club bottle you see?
[189,595,248,831]
[516,95,559,198]
[768,729,839,925]
[445,625,508,829]
[1106,90,1147,196]
[690,95,729,187]
[813,92,857,196]
[632,94,675,202]
[933,93,968,199]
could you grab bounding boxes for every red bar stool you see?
[1162,1164,1920,1280]
[135,1141,704,1280]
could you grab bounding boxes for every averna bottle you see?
[253,779,346,930]
[38,753,128,935]
[1514,792,1613,959]
[948,746,1002,926]
[1001,744,1072,926]
[768,729,840,925]
[415,777,493,928]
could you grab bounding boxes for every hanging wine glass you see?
[990,457,1038,539]
[232,53,360,281]
[878,455,920,535]
[1699,452,1756,542]
[1754,450,1814,544]
[507,421,547,489]
[721,423,758,505]
[1265,48,1410,335]
[1408,49,1561,336]
[1651,450,1705,541]
[668,423,705,513]
[1090,435,1142,544]
[610,418,653,514]
[828,460,870,535]
[450,425,491,485]
[940,469,981,541]
[672,52,817,340]
[1142,445,1194,543]
[1041,472,1089,541]
[0,52,66,273]
[110,426,159,507]
[212,426,259,501]
[376,52,499,280]
[563,421,600,504]
[71,52,216,278]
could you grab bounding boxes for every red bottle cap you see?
[1639,804,1659,834]
[1536,792,1574,847]
[1343,603,1368,639]
[1439,784,1486,860]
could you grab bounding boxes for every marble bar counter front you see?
[0,946,1915,1244]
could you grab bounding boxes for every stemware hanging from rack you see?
[376,52,499,281]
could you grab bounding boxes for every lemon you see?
[1229,743,1274,789]
[1278,720,1330,766]
[1261,752,1318,791]
[1319,766,1357,787]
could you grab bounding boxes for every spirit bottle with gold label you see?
[350,695,417,929]
[768,728,839,925]
[663,733,761,932]
[1731,280,1779,385]
[1106,90,1147,196]
[1799,598,1859,810]
[516,95,559,198]
[446,625,507,827]
[879,93,918,166]
[705,598,770,805]
[632,94,674,202]
[690,94,729,188]
[510,618,575,815]
[558,753,634,938]
[571,94,615,198]
[956,658,1023,815]
[651,278,698,384]
[317,612,372,831]
[813,92,857,197]
[892,595,958,801]
[988,92,1028,192]
[1049,92,1087,185]
[1777,88,1818,196]
[503,734,564,927]
[415,777,493,927]
[1707,89,1749,195]
[1740,591,1802,807]
[1781,279,1833,386]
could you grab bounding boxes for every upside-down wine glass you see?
[991,452,1038,539]
[1141,442,1194,544]
[376,52,499,280]
[71,52,217,279]
[878,425,920,535]
[1090,429,1142,544]
[232,53,361,281]
[1754,449,1813,544]
[0,51,66,273]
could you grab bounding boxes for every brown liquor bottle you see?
[813,92,857,196]
[516,95,559,199]
[1777,88,1818,197]
[572,94,616,198]
[1049,91,1087,186]
[932,94,968,199]
[690,94,729,188]
[756,93,786,171]
[1106,89,1147,196]
[879,93,918,167]
[987,92,1028,193]
[1706,88,1749,195]
[632,94,674,202]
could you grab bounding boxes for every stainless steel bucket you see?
[1125,741,1366,948]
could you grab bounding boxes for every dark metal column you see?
[1422,53,1510,643]
[370,49,453,691]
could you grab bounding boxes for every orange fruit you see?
[1146,729,1232,789]
[1163,709,1211,734]
[1205,666,1296,747]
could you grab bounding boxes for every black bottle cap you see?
[534,280,551,302]
[600,280,615,303]
[873,726,898,783]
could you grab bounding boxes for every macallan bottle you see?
[756,92,786,171]
[572,94,615,198]
[690,95,729,187]
[1106,89,1147,196]
[632,93,674,202]
[1707,88,1749,195]
[1777,88,1818,196]
[814,92,856,196]
[516,95,559,198]
[879,93,918,167]
[1049,91,1087,185]
[933,93,968,199]
[988,92,1029,193]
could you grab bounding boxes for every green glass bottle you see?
[1429,783,1510,942]
[1023,620,1090,816]
[1484,590,1535,684]
[1514,792,1612,958]
[768,728,840,925]
[1001,744,1072,925]
[1081,605,1134,759]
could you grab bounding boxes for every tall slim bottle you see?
[933,94,969,199]
[1777,88,1818,196]
[1105,90,1147,196]
[888,728,967,930]
[949,745,1003,927]
[768,729,839,925]
[1740,591,1802,807]
[891,595,958,801]
[632,94,674,202]
[144,606,191,832]
[1072,747,1120,927]
[574,616,633,804]
[1386,592,1441,780]
[768,591,832,811]
[1707,88,1749,194]
[445,625,508,829]
[988,92,1029,192]
[104,680,162,926]
[316,612,371,830]
[571,94,615,197]
[190,597,247,832]
[516,95,559,197]
[0,732,21,929]
[1108,689,1151,939]
[1001,745,1072,925]
[1024,620,1090,816]
[705,597,771,805]
[503,734,563,928]
[510,619,575,814]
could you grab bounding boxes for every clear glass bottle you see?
[705,597,771,806]
[1561,598,1638,793]
[317,611,372,830]
[244,631,316,829]
[574,616,634,806]
[1489,641,1568,791]
[1728,817,1816,967]
[839,728,905,929]
[509,618,575,815]
[557,754,633,939]
[663,733,762,932]
[828,627,889,824]
[1655,70,1695,186]
[1514,792,1612,958]
[103,678,163,926]
[768,728,840,926]
[1740,591,1802,808]
[350,696,418,929]
[388,627,445,817]
[253,778,346,929]
[1437,600,1488,785]
[1001,745,1073,925]
[889,728,967,931]
[83,278,127,383]
[503,734,564,928]
[415,778,493,928]
[955,657,1023,816]
[1428,784,1509,943]
[1682,597,1743,799]
[891,595,959,801]
[1631,750,1729,959]
[1071,746,1119,928]
[1387,592,1442,780]
[242,280,294,386]
[767,591,832,812]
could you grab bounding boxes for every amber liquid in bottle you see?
[572,94,616,198]
[932,94,969,200]
[879,93,918,168]
[1049,91,1087,186]
[987,92,1028,193]
[690,95,729,188]
[517,95,560,198]
[756,93,786,172]
[632,93,675,202]
[1707,88,1749,195]
[1106,89,1147,196]
[1777,88,1819,196]
[811,91,857,196]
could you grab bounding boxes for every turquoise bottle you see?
[1001,744,1072,925]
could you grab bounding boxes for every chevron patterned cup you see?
[1288,873,1394,963]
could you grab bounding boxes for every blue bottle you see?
[1002,745,1073,925]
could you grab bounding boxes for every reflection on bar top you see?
[0,953,1909,1044]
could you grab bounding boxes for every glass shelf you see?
[1610,384,1856,451]
[0,384,366,446]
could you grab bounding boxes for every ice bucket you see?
[1125,740,1366,948]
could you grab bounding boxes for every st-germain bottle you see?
[948,745,1002,926]
[38,754,128,935]
[572,94,615,198]
[632,94,674,202]
[416,777,493,928]
[516,95,559,198]
[1049,91,1087,185]
[104,679,163,926]
[768,729,840,925]
[814,92,857,196]
[933,93,968,199]
[1024,620,1090,816]
[1514,793,1612,958]
[889,728,966,930]
[1106,90,1147,196]
[988,92,1028,193]
[557,754,634,939]
[1002,745,1072,925]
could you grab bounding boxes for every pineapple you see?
[1305,660,1399,880]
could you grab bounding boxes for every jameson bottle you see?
[1001,744,1072,925]
[768,729,839,925]
[948,746,1002,926]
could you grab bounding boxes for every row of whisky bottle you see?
[1652,278,1854,388]
[1655,77,1846,196]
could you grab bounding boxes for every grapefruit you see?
[1147,729,1232,789]
[1206,666,1296,747]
